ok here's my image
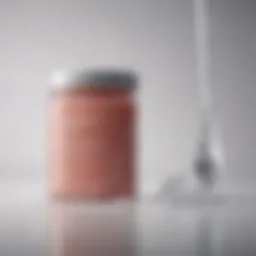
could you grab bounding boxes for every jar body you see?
[49,89,136,199]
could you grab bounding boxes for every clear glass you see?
[155,0,226,204]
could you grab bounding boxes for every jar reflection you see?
[49,201,137,256]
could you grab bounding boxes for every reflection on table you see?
[49,201,137,256]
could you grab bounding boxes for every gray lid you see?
[50,68,138,91]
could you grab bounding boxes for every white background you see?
[0,0,255,194]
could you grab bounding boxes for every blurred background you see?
[0,0,255,196]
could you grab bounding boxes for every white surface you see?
[1,181,256,255]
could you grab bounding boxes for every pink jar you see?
[48,69,138,199]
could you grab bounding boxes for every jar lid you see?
[50,68,138,91]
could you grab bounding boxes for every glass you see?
[155,0,226,204]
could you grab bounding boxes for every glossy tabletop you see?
[1,180,256,256]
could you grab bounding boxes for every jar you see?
[48,69,138,199]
